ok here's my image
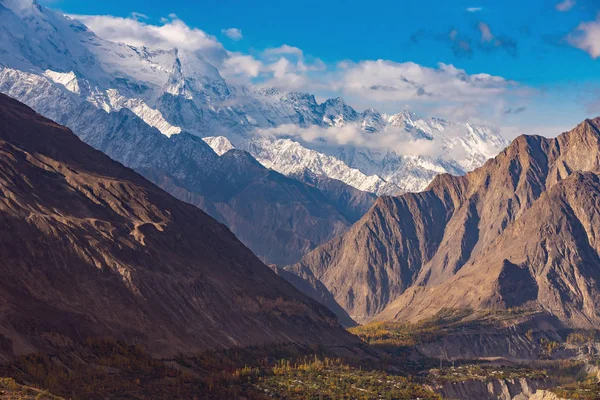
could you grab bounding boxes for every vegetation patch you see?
[254,356,441,399]
[350,308,538,352]
[0,377,63,399]
[0,339,439,400]
[428,364,547,383]
[552,381,600,400]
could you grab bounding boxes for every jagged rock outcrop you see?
[433,378,554,400]
[286,118,600,326]
[528,392,565,400]
[0,93,359,361]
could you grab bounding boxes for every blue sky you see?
[41,0,600,137]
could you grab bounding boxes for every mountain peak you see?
[324,96,346,105]
[565,117,600,143]
[203,136,235,156]
[287,115,600,325]
[221,148,262,165]
[387,109,418,125]
[362,107,380,115]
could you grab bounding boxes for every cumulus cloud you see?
[222,28,243,40]
[263,45,304,58]
[223,54,262,78]
[68,13,326,87]
[253,46,326,90]
[256,124,455,158]
[556,0,576,12]
[67,10,527,124]
[466,7,483,12]
[332,60,511,105]
[71,14,222,52]
[257,57,328,91]
[567,17,600,58]
[70,13,227,65]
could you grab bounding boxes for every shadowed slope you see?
[0,93,359,360]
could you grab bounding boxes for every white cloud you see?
[67,11,524,124]
[223,53,263,78]
[256,124,453,157]
[466,7,482,12]
[68,13,321,87]
[322,60,524,124]
[332,60,510,104]
[556,0,576,12]
[567,16,600,58]
[264,45,304,58]
[222,27,243,41]
[258,57,313,90]
[69,13,227,64]
[478,22,494,43]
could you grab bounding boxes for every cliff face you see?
[433,378,554,400]
[528,392,565,400]
[287,119,600,326]
[379,170,600,327]
[0,93,358,360]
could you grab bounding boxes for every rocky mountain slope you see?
[0,93,359,360]
[433,378,553,400]
[0,0,379,265]
[286,118,600,327]
[203,136,377,223]
[0,0,507,265]
[0,64,374,267]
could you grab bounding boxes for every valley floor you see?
[4,310,600,400]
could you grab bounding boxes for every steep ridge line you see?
[0,93,359,360]
[284,118,600,326]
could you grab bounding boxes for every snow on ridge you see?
[43,70,80,95]
[238,137,400,195]
[106,89,181,137]
[203,136,235,156]
[0,1,510,196]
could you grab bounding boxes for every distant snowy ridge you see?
[0,0,509,195]
[202,136,235,156]
[203,136,399,194]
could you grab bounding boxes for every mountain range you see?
[0,0,507,265]
[285,119,600,329]
[5,0,600,335]
[0,92,359,360]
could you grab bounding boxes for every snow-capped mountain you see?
[0,65,377,267]
[203,136,235,156]
[203,136,399,194]
[0,0,508,197]
[0,1,382,266]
